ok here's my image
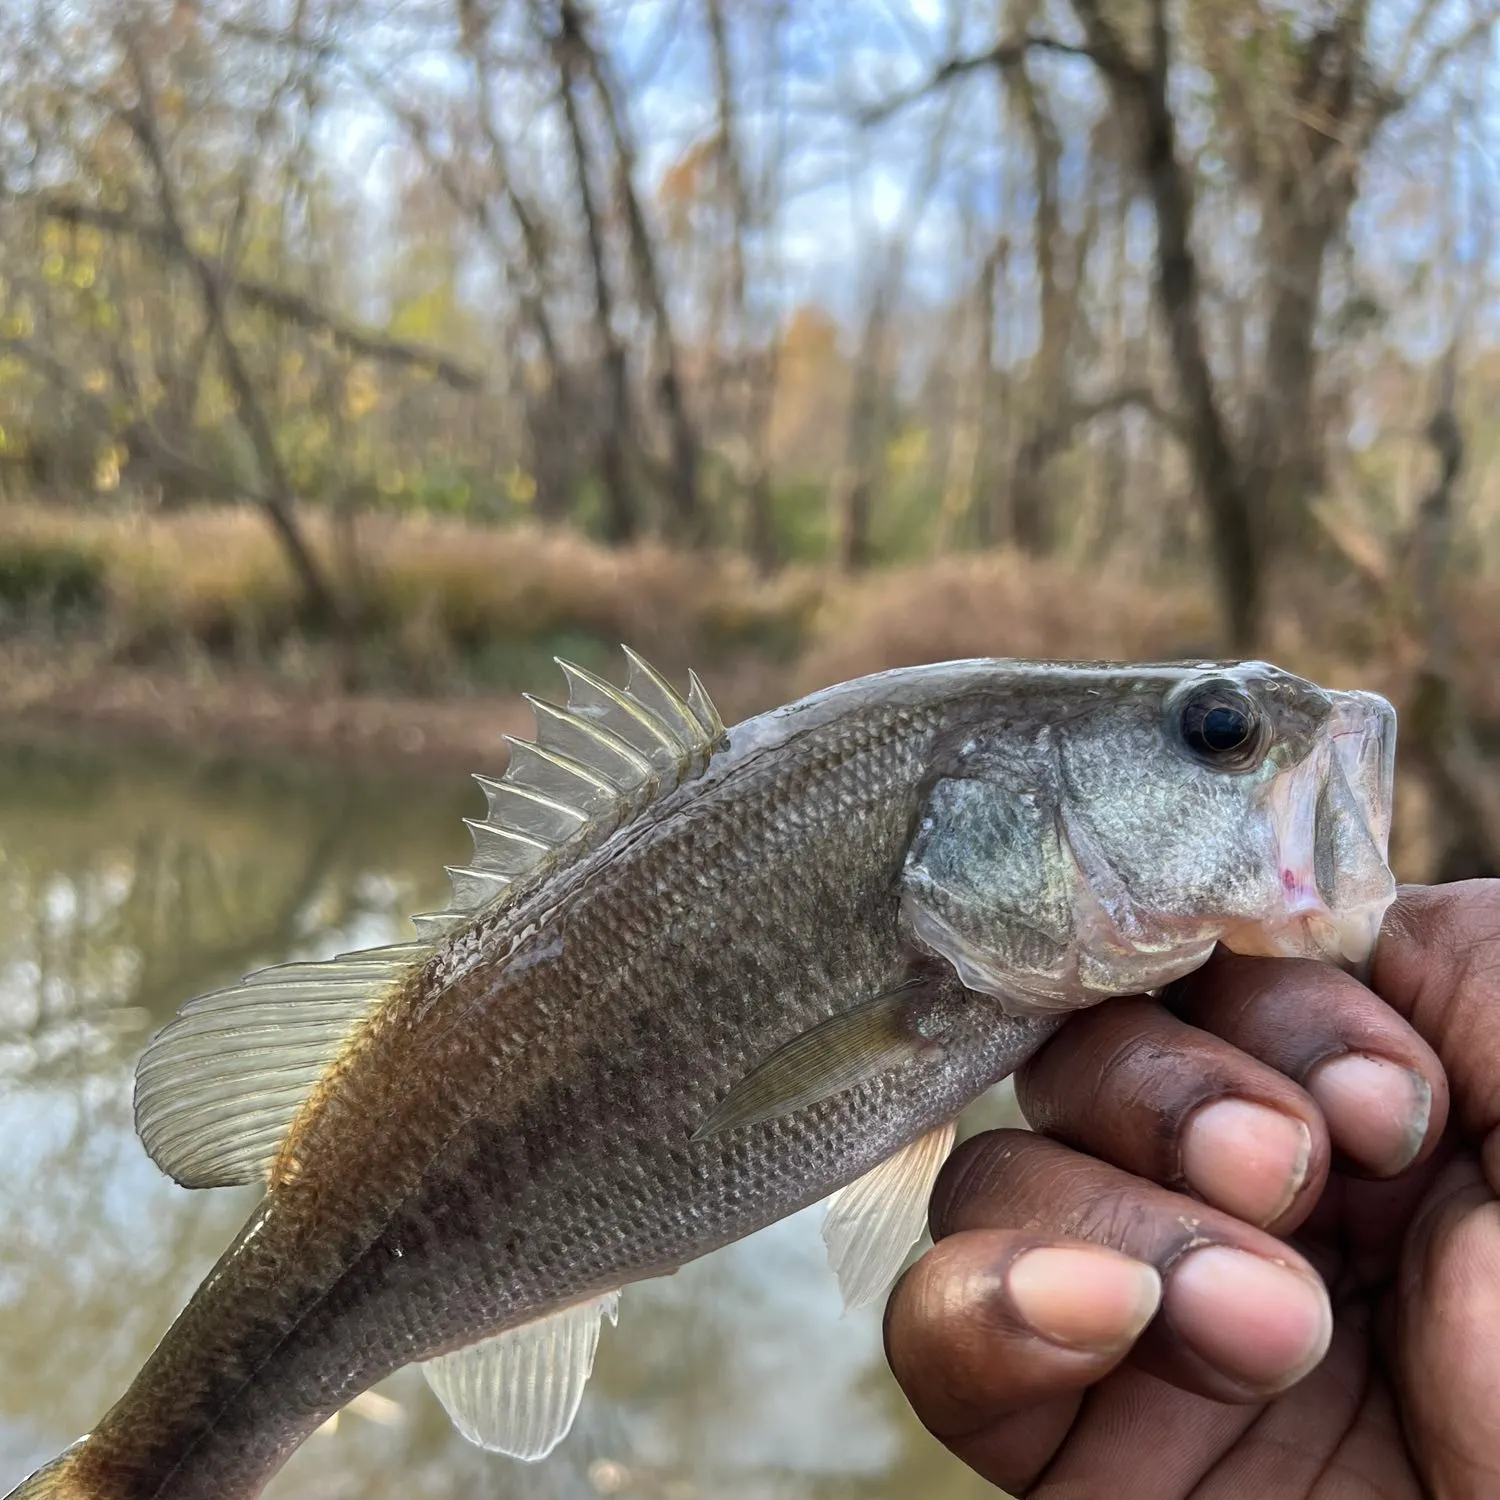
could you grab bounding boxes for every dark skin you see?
[885,881,1500,1499]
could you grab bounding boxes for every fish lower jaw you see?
[1218,895,1393,968]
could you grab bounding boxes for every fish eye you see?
[1175,683,1265,769]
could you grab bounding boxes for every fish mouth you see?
[1221,689,1397,969]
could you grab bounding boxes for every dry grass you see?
[5,499,1490,707]
[799,553,1222,693]
[0,503,824,688]
[0,503,1229,693]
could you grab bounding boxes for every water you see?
[0,737,1012,1500]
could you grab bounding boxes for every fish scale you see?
[7,654,1397,1500]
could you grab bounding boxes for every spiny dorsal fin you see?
[421,1291,620,1460]
[413,648,727,941]
[134,943,426,1189]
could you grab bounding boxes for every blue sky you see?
[311,0,1497,360]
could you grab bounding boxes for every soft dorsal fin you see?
[133,650,725,1191]
[821,1120,956,1311]
[421,1291,620,1460]
[134,943,426,1188]
[412,648,726,939]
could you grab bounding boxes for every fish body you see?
[8,656,1397,1500]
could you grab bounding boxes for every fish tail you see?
[3,1442,97,1500]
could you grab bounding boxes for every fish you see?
[6,652,1398,1500]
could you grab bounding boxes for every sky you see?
[306,0,1498,358]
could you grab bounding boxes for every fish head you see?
[900,661,1397,1016]
[1070,661,1398,968]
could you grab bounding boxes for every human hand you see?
[885,881,1500,1499]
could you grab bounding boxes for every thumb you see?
[1370,882,1500,1495]
[1393,1155,1500,1494]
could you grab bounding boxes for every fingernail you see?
[1306,1053,1432,1176]
[1008,1245,1162,1352]
[1164,1246,1332,1392]
[1181,1099,1311,1227]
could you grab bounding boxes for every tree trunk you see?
[551,7,637,544]
[832,286,890,572]
[1241,17,1363,557]
[743,345,781,574]
[939,238,1000,552]
[1071,0,1262,649]
[460,7,579,525]
[1006,42,1066,555]
[566,0,705,545]
[705,0,781,571]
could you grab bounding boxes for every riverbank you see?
[0,638,537,773]
[0,629,1462,891]
[4,504,1494,885]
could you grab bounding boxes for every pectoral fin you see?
[692,981,944,1140]
[823,1119,956,1311]
[421,1291,620,1461]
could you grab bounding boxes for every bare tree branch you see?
[115,19,336,618]
[859,32,1104,126]
[31,198,484,391]
[1014,382,1186,485]
[1378,7,1500,131]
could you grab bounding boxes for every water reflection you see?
[0,738,1006,1500]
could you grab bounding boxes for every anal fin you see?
[822,1120,956,1311]
[421,1291,620,1461]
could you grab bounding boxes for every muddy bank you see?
[0,642,539,776]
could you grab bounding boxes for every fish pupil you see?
[1201,705,1249,751]
[1177,687,1259,764]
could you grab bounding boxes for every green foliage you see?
[871,481,943,565]
[462,629,619,693]
[0,538,105,623]
[768,479,831,565]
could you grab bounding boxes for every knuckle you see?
[929,1129,1034,1236]
[1062,1181,1162,1253]
[1020,1003,1195,1136]
[885,1247,1022,1435]
[1392,880,1500,977]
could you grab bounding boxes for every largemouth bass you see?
[8,654,1397,1500]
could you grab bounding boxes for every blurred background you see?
[1,0,1498,1496]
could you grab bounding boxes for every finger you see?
[931,1131,1333,1406]
[884,1231,1161,1494]
[1166,947,1447,1180]
[1015,995,1329,1233]
[1394,1153,1500,1497]
[1036,1318,1386,1500]
[1372,880,1500,1154]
